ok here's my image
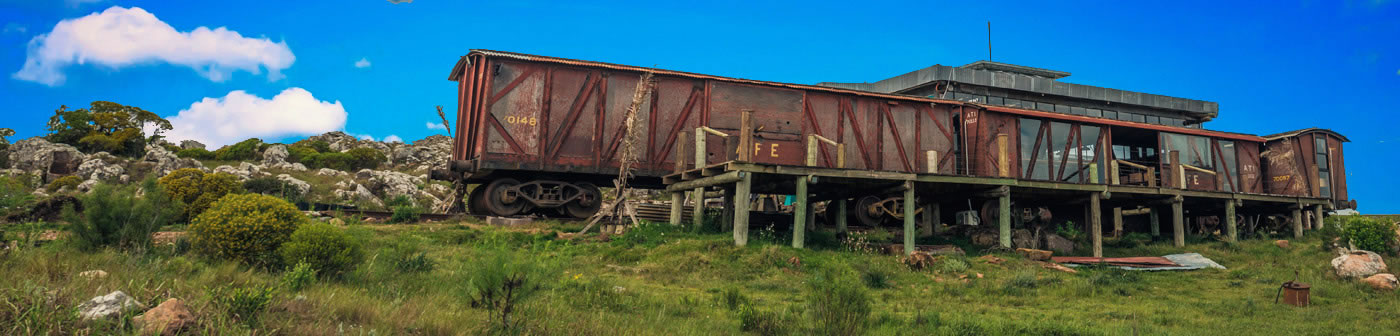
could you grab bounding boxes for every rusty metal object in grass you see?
[1275,271,1310,307]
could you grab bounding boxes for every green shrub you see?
[390,236,436,273]
[860,268,891,289]
[345,147,386,170]
[209,284,275,325]
[285,145,318,163]
[738,304,794,336]
[0,176,35,215]
[158,168,242,219]
[806,272,870,336]
[278,222,365,279]
[717,286,750,310]
[388,196,422,223]
[65,180,179,251]
[242,176,304,203]
[1005,269,1041,289]
[213,138,262,161]
[45,175,82,192]
[301,152,352,171]
[1341,216,1397,253]
[189,193,304,267]
[282,261,317,292]
[465,249,551,332]
[938,257,970,274]
[175,148,215,160]
[1055,220,1082,240]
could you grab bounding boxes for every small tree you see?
[214,138,263,161]
[45,102,172,157]
[466,250,551,332]
[346,148,386,170]
[806,271,871,336]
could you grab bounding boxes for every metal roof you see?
[818,63,1219,119]
[1262,128,1351,142]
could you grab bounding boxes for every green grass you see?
[1,219,1397,335]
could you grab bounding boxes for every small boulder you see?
[970,231,998,247]
[1275,240,1290,249]
[78,270,108,279]
[77,290,144,320]
[1043,233,1075,254]
[1362,273,1398,291]
[1011,229,1035,249]
[1332,250,1388,278]
[262,144,289,166]
[133,298,197,335]
[329,218,345,226]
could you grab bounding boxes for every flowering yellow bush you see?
[189,193,304,267]
[158,168,241,219]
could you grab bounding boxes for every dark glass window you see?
[1316,136,1331,197]
[1146,115,1160,125]
[988,96,1004,105]
[1220,140,1238,192]
[1102,110,1117,120]
[1050,122,1072,181]
[1019,119,1048,180]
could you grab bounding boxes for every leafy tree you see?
[45,102,172,157]
[213,138,263,161]
[346,147,386,170]
[0,128,14,169]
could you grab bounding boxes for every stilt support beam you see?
[1171,196,1185,247]
[1089,193,1103,258]
[1313,205,1325,230]
[903,180,917,256]
[836,199,848,233]
[997,187,1012,249]
[1149,207,1160,238]
[1225,199,1238,243]
[792,175,809,249]
[732,172,753,246]
[1292,206,1304,238]
[669,191,684,225]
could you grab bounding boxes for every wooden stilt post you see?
[1149,207,1160,238]
[733,172,752,246]
[1172,196,1185,247]
[836,199,848,233]
[1225,199,1237,243]
[998,187,1012,248]
[904,180,916,256]
[931,202,942,234]
[1112,207,1124,238]
[792,175,808,249]
[919,201,935,237]
[1292,206,1304,238]
[1089,193,1103,258]
[670,131,688,226]
[1313,205,1325,230]
[721,188,734,231]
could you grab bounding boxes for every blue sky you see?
[1,0,1396,212]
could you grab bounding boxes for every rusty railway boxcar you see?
[438,49,1355,232]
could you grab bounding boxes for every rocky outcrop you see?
[133,298,197,335]
[1044,233,1075,254]
[142,144,203,176]
[316,168,348,177]
[356,169,422,200]
[391,135,451,169]
[76,152,125,181]
[1332,250,1388,278]
[276,174,311,196]
[262,144,289,166]
[213,162,264,181]
[178,140,205,150]
[78,291,145,320]
[305,131,389,153]
[334,182,383,207]
[8,137,85,178]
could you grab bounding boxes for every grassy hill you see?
[2,216,1398,335]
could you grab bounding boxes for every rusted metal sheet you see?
[1050,256,1181,268]
[965,109,1018,177]
[1263,138,1307,196]
[1237,142,1263,193]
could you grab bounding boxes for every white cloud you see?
[13,6,295,86]
[161,88,346,148]
[426,122,447,130]
[383,135,403,143]
[357,134,375,141]
[354,57,371,68]
[388,0,413,4]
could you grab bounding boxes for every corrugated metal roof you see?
[1262,128,1351,142]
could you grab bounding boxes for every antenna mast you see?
[987,21,993,61]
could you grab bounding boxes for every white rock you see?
[79,270,108,279]
[77,291,144,320]
[276,174,311,196]
[8,137,86,176]
[262,144,289,166]
[142,144,203,176]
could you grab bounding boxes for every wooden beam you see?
[999,189,1012,248]
[1292,207,1304,238]
[836,199,848,233]
[733,172,753,246]
[1313,205,1325,230]
[669,191,684,226]
[738,110,753,162]
[1112,207,1124,238]
[904,181,917,256]
[1149,206,1160,237]
[793,175,809,249]
[919,201,936,237]
[1169,150,1182,188]
[666,171,744,192]
[1225,199,1237,243]
[1172,198,1185,247]
[721,188,734,231]
[996,134,1010,177]
[1089,193,1103,258]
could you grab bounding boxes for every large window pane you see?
[1050,122,1072,181]
[1080,125,1102,183]
[1220,140,1238,192]
[1019,119,1048,180]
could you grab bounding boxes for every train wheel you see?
[565,182,603,219]
[484,178,527,216]
[467,185,489,215]
[853,196,883,227]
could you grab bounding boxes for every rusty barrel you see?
[1280,281,1310,307]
